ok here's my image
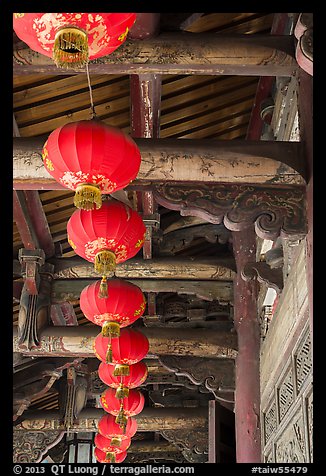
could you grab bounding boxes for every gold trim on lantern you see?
[94,250,116,275]
[74,183,102,210]
[113,364,130,377]
[53,27,89,68]
[102,321,120,338]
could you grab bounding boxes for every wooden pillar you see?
[232,228,261,463]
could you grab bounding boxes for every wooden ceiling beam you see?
[50,278,233,303]
[15,406,208,432]
[13,137,306,190]
[48,256,236,280]
[13,325,237,359]
[13,33,296,76]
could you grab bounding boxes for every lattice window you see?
[278,367,294,421]
[295,332,312,394]
[264,399,277,444]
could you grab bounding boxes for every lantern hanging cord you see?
[86,62,96,119]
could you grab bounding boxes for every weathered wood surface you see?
[13,326,238,358]
[128,441,180,453]
[15,407,208,432]
[13,33,297,76]
[51,279,233,303]
[49,256,236,280]
[13,137,306,190]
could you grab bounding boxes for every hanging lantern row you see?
[67,200,146,298]
[42,121,141,211]
[13,13,137,68]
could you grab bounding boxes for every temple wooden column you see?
[232,227,261,463]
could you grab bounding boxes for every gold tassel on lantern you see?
[53,27,89,68]
[116,384,129,399]
[74,183,102,210]
[102,321,120,337]
[105,452,116,463]
[105,342,113,363]
[98,276,109,299]
[94,250,116,276]
[115,404,128,429]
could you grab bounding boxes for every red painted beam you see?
[246,13,292,140]
[232,228,261,463]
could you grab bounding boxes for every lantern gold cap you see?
[53,27,89,68]
[74,183,102,210]
[94,250,116,275]
[102,321,120,337]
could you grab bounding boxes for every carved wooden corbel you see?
[160,429,208,462]
[241,261,284,294]
[18,261,54,350]
[13,430,65,463]
[153,182,307,241]
[158,355,235,404]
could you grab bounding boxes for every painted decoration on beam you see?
[13,13,136,68]
[80,279,146,336]
[42,121,141,211]
[67,199,146,297]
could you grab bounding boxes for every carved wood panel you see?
[262,324,312,462]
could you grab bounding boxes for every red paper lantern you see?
[67,200,146,296]
[80,279,146,336]
[42,121,141,210]
[94,447,127,464]
[93,328,149,366]
[100,388,145,427]
[98,361,148,398]
[98,414,137,439]
[94,433,131,454]
[13,13,136,68]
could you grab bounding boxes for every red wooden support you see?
[129,13,160,40]
[232,227,261,463]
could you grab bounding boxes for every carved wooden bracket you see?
[158,355,235,403]
[153,182,307,240]
[18,263,54,351]
[295,13,313,76]
[241,261,284,294]
[13,430,65,463]
[19,248,45,295]
[161,429,208,462]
